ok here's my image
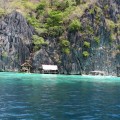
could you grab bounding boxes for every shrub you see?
[36,2,46,11]
[23,1,36,10]
[26,16,40,28]
[56,1,69,11]
[83,41,90,48]
[104,5,109,11]
[106,19,116,30]
[48,26,64,37]
[75,0,81,5]
[32,35,48,51]
[94,36,100,44]
[60,39,70,47]
[82,51,89,57]
[86,25,94,34]
[89,8,95,14]
[35,28,47,36]
[109,33,116,42]
[68,19,82,32]
[60,39,70,55]
[47,11,63,27]
[62,48,70,55]
[33,35,45,44]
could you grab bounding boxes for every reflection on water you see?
[0,72,120,120]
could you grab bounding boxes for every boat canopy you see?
[89,71,105,75]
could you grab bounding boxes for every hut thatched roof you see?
[21,62,32,67]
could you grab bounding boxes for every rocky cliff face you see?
[0,11,33,71]
[33,0,120,75]
[0,0,120,76]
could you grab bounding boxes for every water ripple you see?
[0,72,120,120]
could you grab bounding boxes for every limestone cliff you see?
[32,0,120,75]
[0,11,33,71]
[0,0,120,75]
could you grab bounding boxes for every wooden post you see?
[117,67,120,77]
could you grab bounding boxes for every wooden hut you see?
[20,61,32,73]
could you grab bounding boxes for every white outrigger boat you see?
[82,70,107,77]
[89,71,106,76]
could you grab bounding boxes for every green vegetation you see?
[1,0,119,57]
[47,11,63,27]
[26,16,40,28]
[62,48,70,55]
[36,2,46,11]
[110,33,116,42]
[0,8,5,17]
[105,19,118,42]
[45,10,64,37]
[87,25,94,34]
[83,41,90,48]
[56,1,69,11]
[89,8,95,15]
[75,0,80,5]
[106,19,116,30]
[104,5,109,11]
[48,26,64,37]
[60,39,70,55]
[23,1,36,11]
[60,39,70,47]
[82,51,89,57]
[68,19,82,32]
[94,37,100,44]
[32,35,48,51]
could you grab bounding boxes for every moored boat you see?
[89,71,106,76]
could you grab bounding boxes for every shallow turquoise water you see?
[0,72,120,120]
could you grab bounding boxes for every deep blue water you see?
[0,72,120,120]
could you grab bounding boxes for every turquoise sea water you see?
[0,72,120,120]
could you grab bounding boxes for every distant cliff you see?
[0,0,120,75]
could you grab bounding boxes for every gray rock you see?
[0,3,119,76]
[0,11,33,71]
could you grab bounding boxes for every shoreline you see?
[0,71,119,78]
